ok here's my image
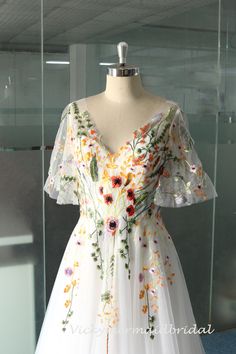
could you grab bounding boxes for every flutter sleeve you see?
[43,102,80,205]
[154,105,218,208]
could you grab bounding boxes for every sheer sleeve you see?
[154,105,218,208]
[43,102,80,205]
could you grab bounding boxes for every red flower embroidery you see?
[127,188,135,201]
[149,153,154,162]
[111,176,122,188]
[104,193,113,204]
[126,204,135,216]
[99,186,103,194]
[162,168,170,177]
[133,124,149,139]
[140,124,150,136]
[132,154,146,166]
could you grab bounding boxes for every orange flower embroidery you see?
[64,285,71,293]
[139,290,145,299]
[142,305,148,314]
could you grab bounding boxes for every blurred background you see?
[0,0,235,353]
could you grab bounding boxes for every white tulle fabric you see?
[43,102,80,205]
[35,216,207,354]
[154,107,218,207]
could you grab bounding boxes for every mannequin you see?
[84,73,172,155]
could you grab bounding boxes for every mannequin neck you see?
[103,73,148,103]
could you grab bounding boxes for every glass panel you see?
[0,51,42,149]
[0,1,44,353]
[212,0,236,331]
[0,151,44,353]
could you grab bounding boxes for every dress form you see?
[84,73,172,155]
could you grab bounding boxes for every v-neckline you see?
[82,97,175,158]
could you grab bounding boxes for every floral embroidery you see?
[97,289,119,328]
[106,216,119,236]
[126,204,135,216]
[111,175,122,188]
[43,98,217,345]
[139,251,176,339]
[153,108,217,207]
[104,193,113,205]
[62,260,80,332]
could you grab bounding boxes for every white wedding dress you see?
[35,97,217,354]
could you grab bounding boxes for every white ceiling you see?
[0,0,233,52]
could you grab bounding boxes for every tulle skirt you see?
[35,213,206,354]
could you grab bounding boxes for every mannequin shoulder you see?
[151,95,178,115]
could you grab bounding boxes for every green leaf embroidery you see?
[90,155,98,181]
[135,191,148,205]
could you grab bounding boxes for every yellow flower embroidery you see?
[64,300,71,308]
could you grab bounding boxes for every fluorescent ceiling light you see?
[46,61,70,64]
[99,62,116,66]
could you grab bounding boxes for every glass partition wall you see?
[0,0,235,353]
[0,6,43,354]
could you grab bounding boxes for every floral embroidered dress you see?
[35,97,218,354]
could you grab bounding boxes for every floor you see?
[202,328,236,354]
